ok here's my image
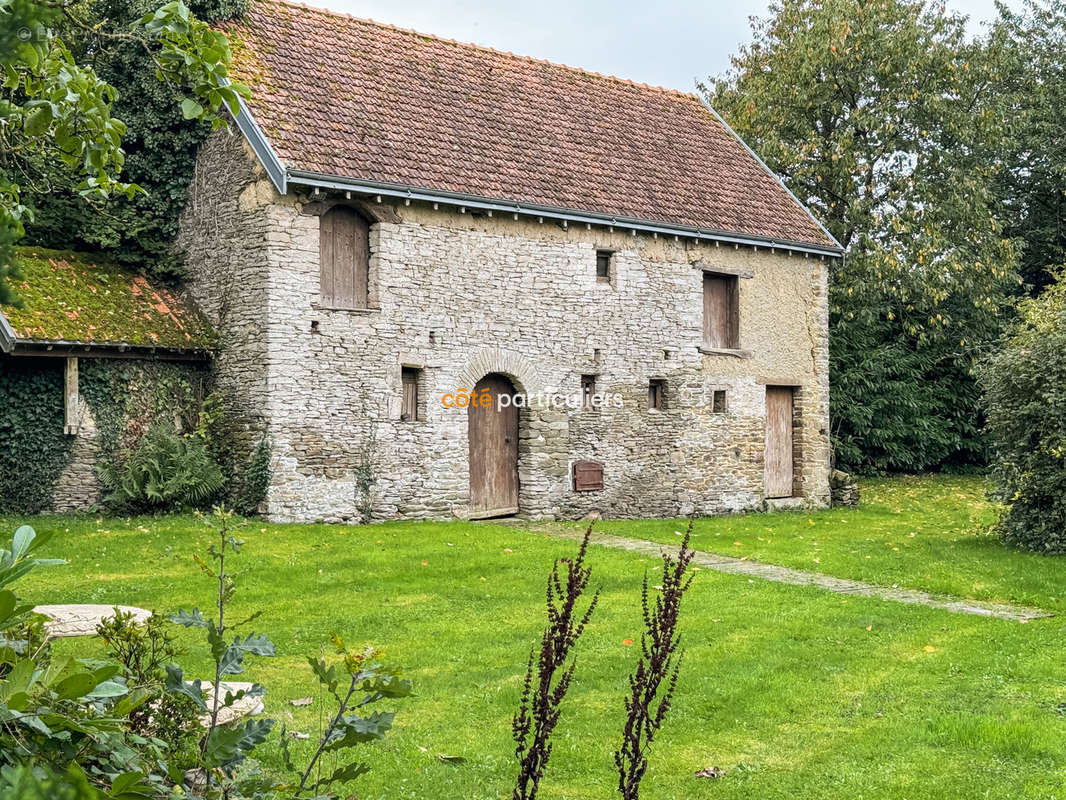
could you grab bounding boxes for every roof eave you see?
[232,102,843,258]
[233,94,287,194]
[3,338,212,361]
[287,169,844,258]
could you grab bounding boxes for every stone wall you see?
[181,133,832,522]
[178,133,273,461]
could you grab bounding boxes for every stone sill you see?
[466,506,519,520]
[698,346,752,359]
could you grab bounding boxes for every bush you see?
[235,436,272,516]
[98,420,225,512]
[978,273,1066,552]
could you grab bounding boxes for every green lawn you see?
[583,475,1066,614]
[6,476,1066,799]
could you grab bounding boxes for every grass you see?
[582,474,1066,613]
[5,475,1066,799]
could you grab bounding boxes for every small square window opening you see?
[581,375,597,409]
[596,250,613,281]
[712,389,727,413]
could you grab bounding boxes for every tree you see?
[978,271,1066,552]
[705,0,1018,472]
[17,0,252,279]
[0,0,248,302]
[990,0,1066,295]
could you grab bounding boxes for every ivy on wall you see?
[0,359,75,514]
[0,355,273,515]
[80,359,213,464]
[0,357,214,514]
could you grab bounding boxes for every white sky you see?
[297,0,1020,93]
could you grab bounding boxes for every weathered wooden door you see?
[468,374,519,516]
[764,386,794,499]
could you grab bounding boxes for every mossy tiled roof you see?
[0,248,214,353]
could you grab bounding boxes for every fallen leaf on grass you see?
[289,731,310,740]
[290,697,313,707]
[438,754,466,764]
[622,638,634,646]
[923,645,936,652]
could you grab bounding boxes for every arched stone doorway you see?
[468,373,519,517]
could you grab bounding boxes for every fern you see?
[98,422,225,512]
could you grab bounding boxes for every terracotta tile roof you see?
[221,0,838,251]
[0,248,215,355]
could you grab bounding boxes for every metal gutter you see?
[698,96,844,253]
[286,170,844,258]
[0,310,14,354]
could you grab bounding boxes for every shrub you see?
[235,436,272,516]
[0,526,174,797]
[98,420,225,512]
[978,272,1066,552]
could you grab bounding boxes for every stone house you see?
[180,0,843,522]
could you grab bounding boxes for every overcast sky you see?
[302,0,1019,93]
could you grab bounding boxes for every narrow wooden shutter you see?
[401,368,419,421]
[320,207,370,309]
[703,273,739,349]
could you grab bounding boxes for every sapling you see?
[280,633,412,798]
[167,505,276,793]
[512,524,600,800]
[614,521,696,799]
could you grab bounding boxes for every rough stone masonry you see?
[179,134,831,522]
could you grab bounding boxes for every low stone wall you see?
[830,469,860,508]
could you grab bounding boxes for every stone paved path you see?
[500,522,1053,623]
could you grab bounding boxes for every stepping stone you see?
[34,604,151,638]
[199,681,265,727]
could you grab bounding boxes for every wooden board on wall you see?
[764,386,794,498]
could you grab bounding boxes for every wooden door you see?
[765,386,794,499]
[468,374,519,516]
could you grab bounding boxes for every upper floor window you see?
[320,205,370,309]
[703,272,739,349]
[581,374,597,409]
[595,250,613,281]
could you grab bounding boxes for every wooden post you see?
[64,357,79,435]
